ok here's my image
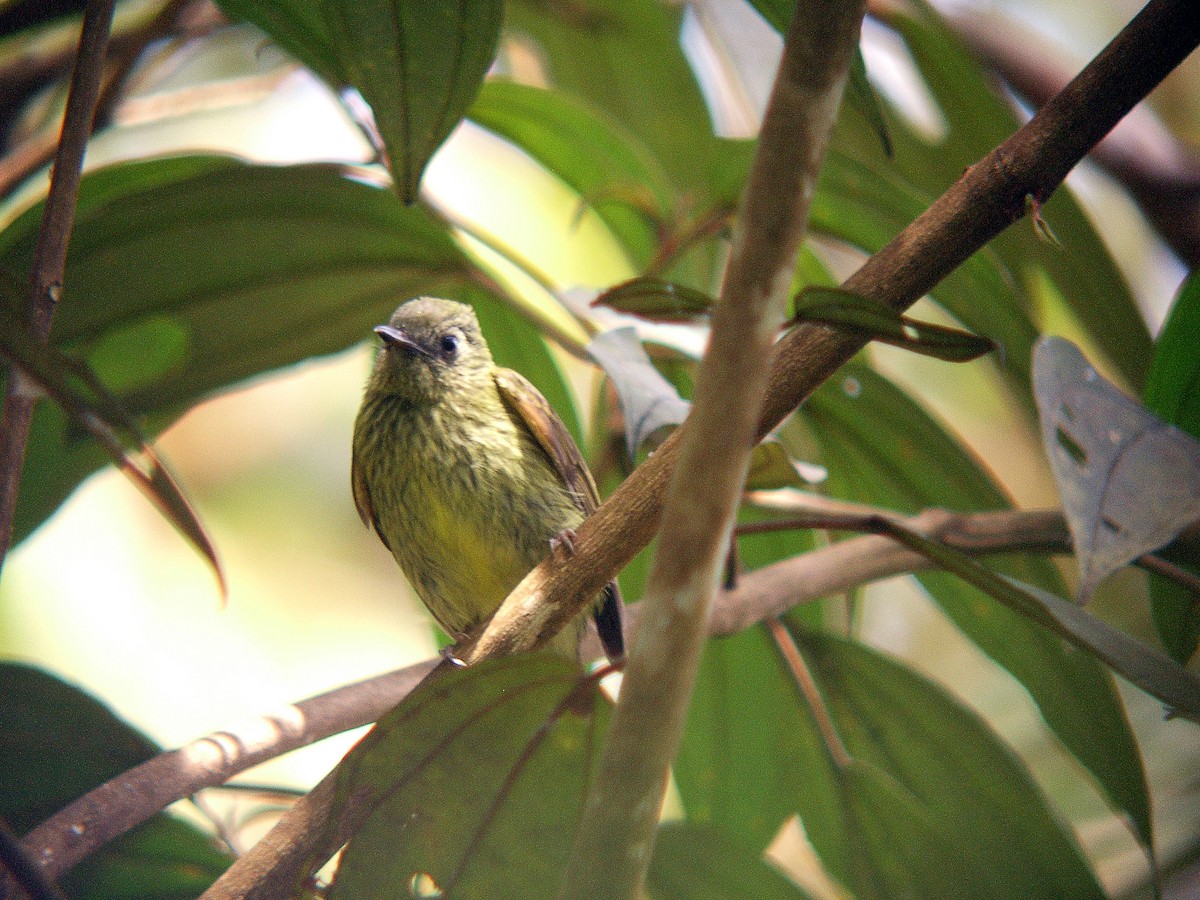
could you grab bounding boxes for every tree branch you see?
[0,0,116,576]
[560,2,865,895]
[151,0,1200,894]
[936,3,1200,268]
[20,505,1118,886]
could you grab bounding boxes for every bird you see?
[351,296,624,663]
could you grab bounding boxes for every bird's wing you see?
[494,367,600,516]
[495,367,625,661]
[351,447,392,552]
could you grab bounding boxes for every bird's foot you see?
[550,528,578,559]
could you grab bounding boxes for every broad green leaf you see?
[878,523,1200,723]
[320,0,502,202]
[1146,271,1200,438]
[1143,271,1200,661]
[329,655,610,898]
[504,0,727,287]
[787,629,1105,899]
[0,664,230,896]
[793,362,1153,861]
[0,307,223,592]
[676,627,816,855]
[468,81,675,270]
[506,0,720,198]
[646,822,811,900]
[793,285,995,361]
[592,276,713,323]
[0,156,573,545]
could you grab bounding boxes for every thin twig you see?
[766,618,851,768]
[0,0,116,575]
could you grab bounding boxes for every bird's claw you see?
[550,528,578,559]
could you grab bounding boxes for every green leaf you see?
[0,156,502,544]
[329,655,610,898]
[846,48,894,159]
[468,81,675,269]
[676,627,818,855]
[793,286,995,361]
[0,306,223,592]
[0,664,230,896]
[646,822,811,899]
[592,276,713,323]
[787,629,1105,899]
[794,362,1154,863]
[1143,271,1200,662]
[1146,271,1200,438]
[320,0,502,202]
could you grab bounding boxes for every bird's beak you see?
[374,324,431,357]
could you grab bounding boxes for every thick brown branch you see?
[939,5,1200,267]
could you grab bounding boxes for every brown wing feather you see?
[351,448,392,552]
[493,368,600,516]
[495,368,625,660]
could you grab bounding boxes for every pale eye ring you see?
[439,333,460,357]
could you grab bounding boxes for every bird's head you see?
[368,297,495,403]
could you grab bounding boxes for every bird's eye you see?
[439,333,460,357]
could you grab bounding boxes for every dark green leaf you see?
[0,156,534,544]
[793,286,995,361]
[329,655,610,898]
[794,362,1154,862]
[1034,337,1200,603]
[1143,271,1200,661]
[0,307,223,592]
[676,627,816,855]
[1146,271,1200,439]
[468,81,675,269]
[646,822,811,899]
[0,664,230,895]
[592,277,713,323]
[320,0,502,201]
[787,629,1105,899]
